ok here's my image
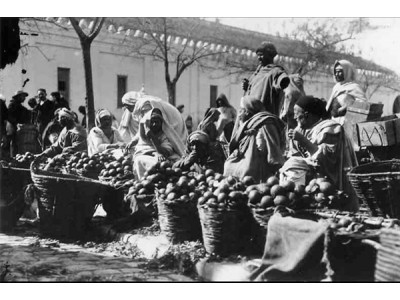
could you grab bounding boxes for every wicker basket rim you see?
[0,165,31,172]
[31,158,105,185]
[348,160,400,177]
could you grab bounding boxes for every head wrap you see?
[216,93,233,108]
[133,95,188,143]
[333,60,357,83]
[58,108,75,120]
[95,109,112,127]
[240,95,265,115]
[122,91,142,106]
[138,107,186,156]
[295,96,327,118]
[187,130,210,146]
[197,108,220,132]
[256,41,278,58]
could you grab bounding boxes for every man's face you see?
[190,141,207,157]
[59,116,72,128]
[334,65,345,82]
[123,104,135,112]
[150,117,162,133]
[19,94,27,103]
[294,105,308,128]
[238,107,251,123]
[99,116,112,129]
[256,51,271,66]
[216,100,222,107]
[37,90,47,101]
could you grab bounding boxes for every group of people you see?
[1,40,383,213]
[0,88,72,158]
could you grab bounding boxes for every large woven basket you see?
[156,192,201,244]
[198,205,252,256]
[30,158,108,238]
[348,160,400,218]
[0,163,31,231]
[374,228,400,281]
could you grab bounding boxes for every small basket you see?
[348,160,400,218]
[0,163,32,231]
[156,192,201,244]
[198,205,252,256]
[374,228,400,282]
[30,158,108,238]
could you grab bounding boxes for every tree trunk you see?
[81,41,95,130]
[167,82,176,106]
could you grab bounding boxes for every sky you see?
[205,17,400,75]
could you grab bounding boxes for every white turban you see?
[58,108,75,120]
[122,91,143,106]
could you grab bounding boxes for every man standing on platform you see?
[242,41,290,117]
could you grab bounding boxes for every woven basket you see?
[30,158,108,238]
[156,192,201,244]
[348,160,400,218]
[0,163,31,231]
[375,228,400,281]
[198,205,252,256]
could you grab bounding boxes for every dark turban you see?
[295,96,327,118]
[256,41,278,58]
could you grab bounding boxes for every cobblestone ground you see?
[0,220,193,282]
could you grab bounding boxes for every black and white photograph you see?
[1,0,400,291]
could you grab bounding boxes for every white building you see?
[0,18,398,126]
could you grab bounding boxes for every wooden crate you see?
[344,101,383,148]
[356,117,400,147]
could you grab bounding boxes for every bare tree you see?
[70,17,105,130]
[120,17,230,105]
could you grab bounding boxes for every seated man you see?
[173,130,224,174]
[224,95,286,183]
[37,108,87,158]
[285,95,359,211]
[127,108,183,180]
[88,109,125,156]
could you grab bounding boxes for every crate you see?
[344,100,383,147]
[356,116,400,147]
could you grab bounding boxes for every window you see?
[210,85,218,107]
[117,75,128,108]
[57,68,70,102]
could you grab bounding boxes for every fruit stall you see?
[1,149,400,281]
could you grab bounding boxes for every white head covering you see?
[139,108,186,157]
[58,108,75,120]
[133,95,188,143]
[95,109,112,127]
[122,91,143,106]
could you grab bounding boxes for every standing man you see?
[0,94,9,158]
[7,90,31,156]
[35,88,55,136]
[50,91,70,110]
[242,42,290,117]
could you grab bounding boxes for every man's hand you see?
[157,154,166,162]
[242,78,249,92]
[287,129,304,143]
[187,150,198,163]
